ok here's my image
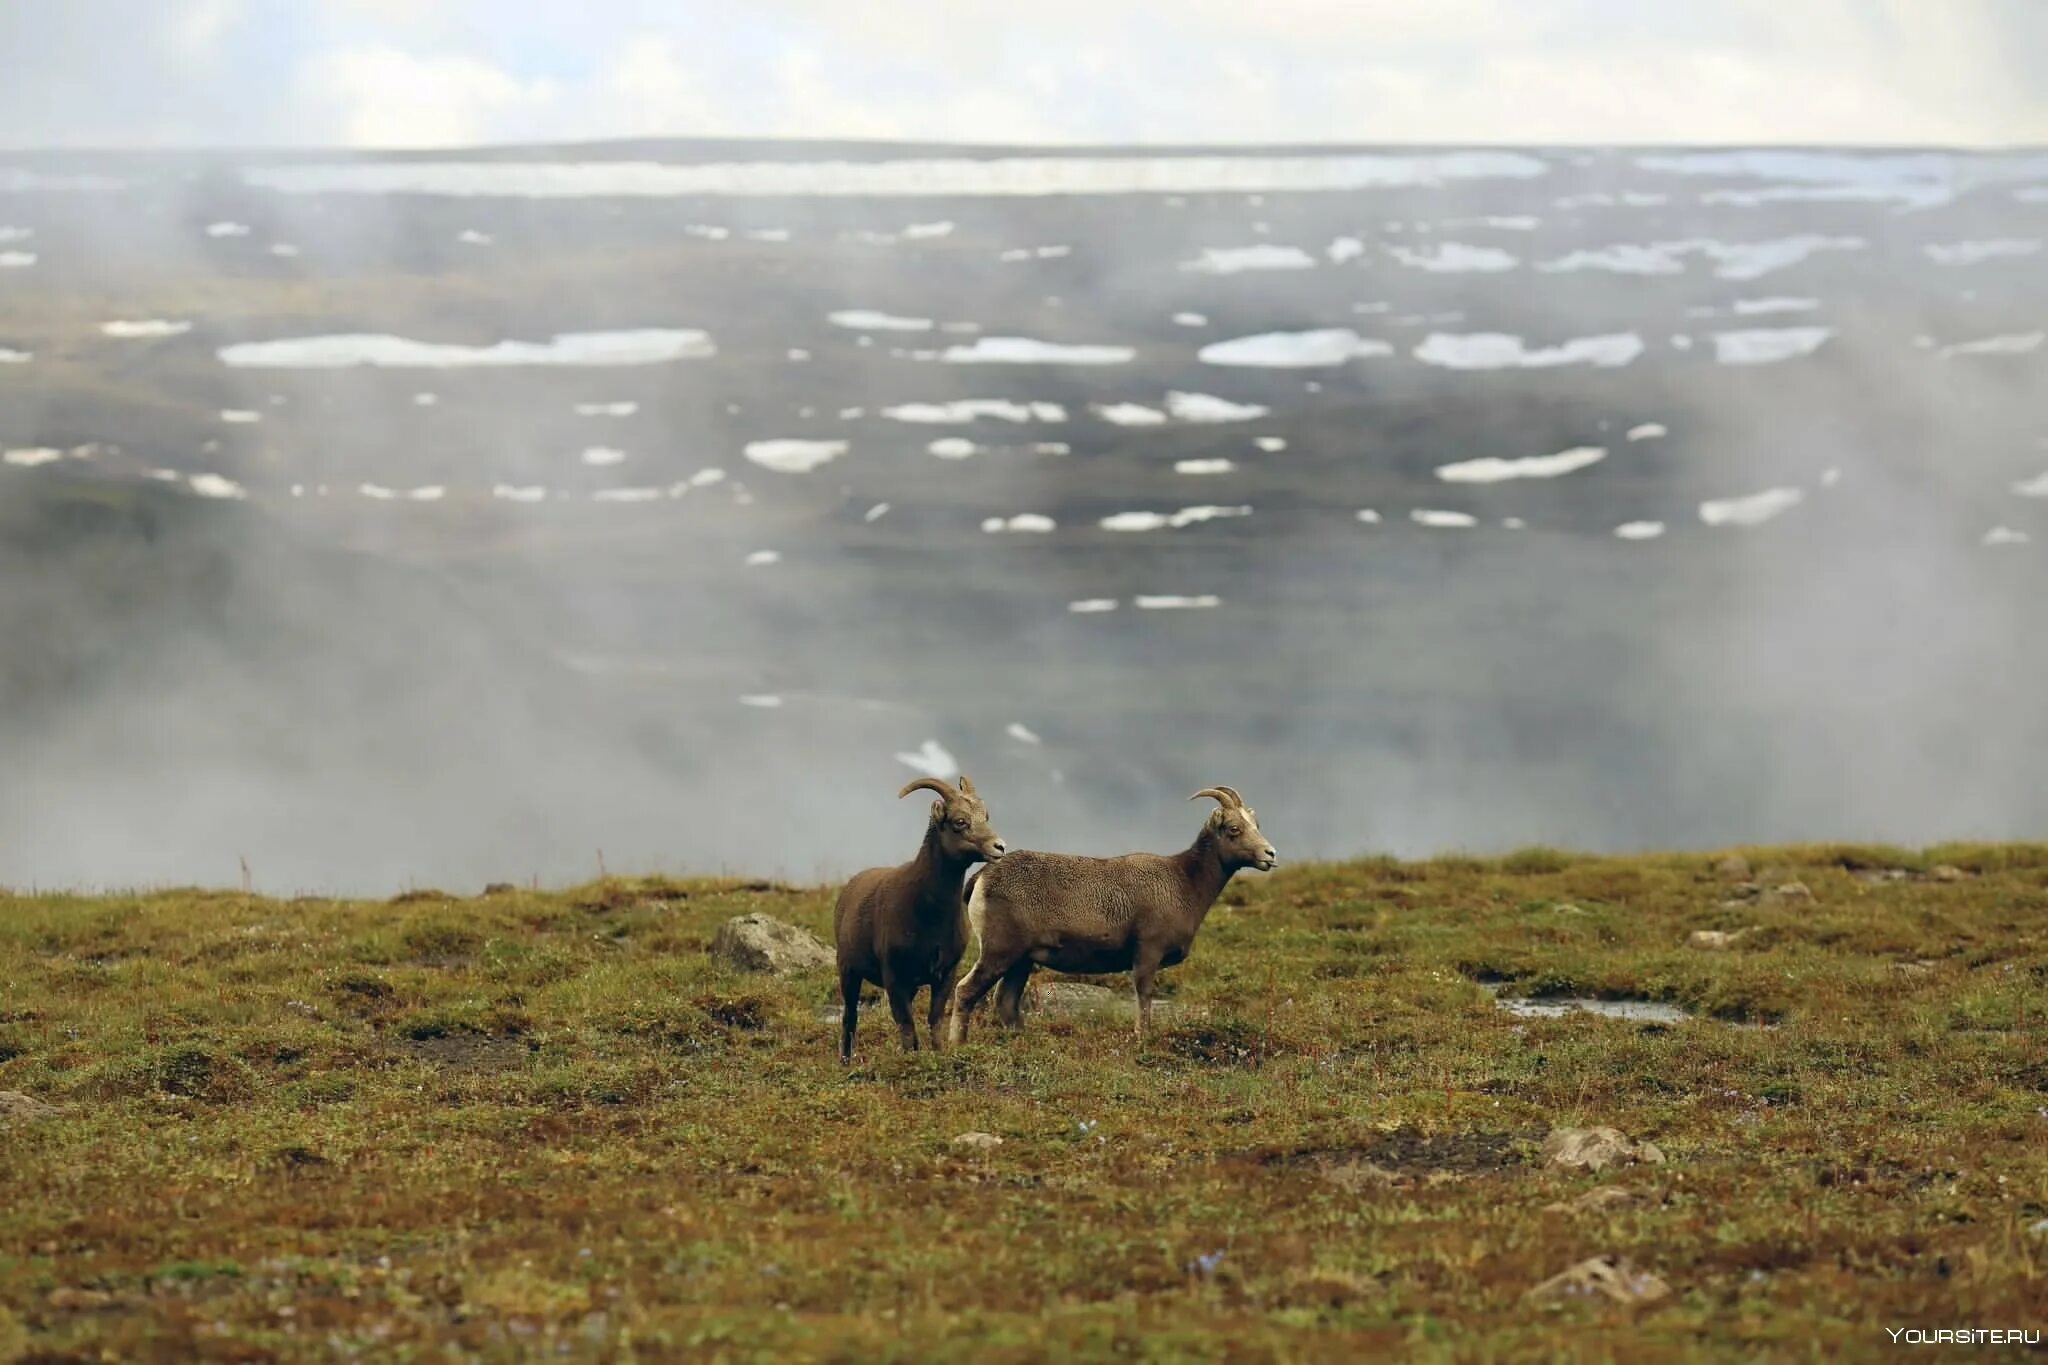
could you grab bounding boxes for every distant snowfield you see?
[1102,505,1252,532]
[895,739,958,779]
[1712,326,1833,365]
[1097,392,1269,424]
[1176,458,1235,475]
[1632,150,2048,210]
[593,487,662,503]
[1437,445,1605,483]
[1614,521,1666,540]
[1412,509,1478,528]
[220,409,261,424]
[0,348,30,364]
[744,438,845,473]
[982,513,1056,533]
[3,447,64,467]
[1626,423,1667,441]
[1700,487,1803,527]
[187,473,247,499]
[909,336,1132,364]
[927,438,978,459]
[1940,332,2043,359]
[1387,243,1518,272]
[1923,239,2040,266]
[1067,598,1118,613]
[103,319,192,339]
[0,251,34,268]
[580,446,627,467]
[998,244,1070,261]
[243,151,1550,199]
[1180,245,1316,274]
[1199,328,1392,368]
[881,399,1065,423]
[205,221,251,238]
[1982,527,2031,547]
[1172,312,1208,327]
[1537,235,1864,279]
[1730,297,1818,316]
[219,329,714,368]
[492,484,547,503]
[1136,595,1220,610]
[828,309,933,331]
[573,401,638,417]
[1415,332,1642,370]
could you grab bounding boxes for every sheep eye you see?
[952,818,968,831]
[1225,825,1241,836]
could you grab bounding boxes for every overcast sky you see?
[3,0,2045,151]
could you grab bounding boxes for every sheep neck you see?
[1174,824,1236,930]
[908,822,976,917]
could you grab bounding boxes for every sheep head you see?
[1191,786,1277,871]
[900,775,1007,864]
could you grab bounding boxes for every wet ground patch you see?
[1257,1127,1533,1187]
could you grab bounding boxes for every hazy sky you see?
[2,0,2045,149]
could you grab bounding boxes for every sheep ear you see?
[932,799,946,821]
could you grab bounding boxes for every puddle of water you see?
[1481,984,1691,1023]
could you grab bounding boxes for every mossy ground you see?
[2,846,2045,1361]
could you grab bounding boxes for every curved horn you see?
[1215,785,1244,807]
[899,778,957,803]
[1189,787,1238,809]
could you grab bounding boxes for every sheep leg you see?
[838,969,863,1063]
[928,960,961,1050]
[1132,958,1161,1042]
[883,978,921,1052]
[948,954,1011,1045]
[994,960,1035,1028]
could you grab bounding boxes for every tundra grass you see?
[1,846,2044,1362]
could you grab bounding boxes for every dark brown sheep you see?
[833,774,1006,1061]
[948,786,1275,1043]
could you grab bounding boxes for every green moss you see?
[0,852,2042,1358]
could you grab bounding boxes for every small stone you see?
[1929,864,1969,883]
[952,1131,1003,1151]
[46,1288,117,1311]
[483,882,516,895]
[1527,1255,1670,1305]
[1688,929,1749,950]
[1711,855,1751,881]
[1541,1126,1666,1173]
[1760,881,1813,905]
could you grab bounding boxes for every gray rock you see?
[1929,864,1970,883]
[1711,854,1752,881]
[710,913,833,974]
[951,1131,1003,1151]
[0,1091,62,1125]
[1688,928,1750,950]
[1541,1126,1666,1172]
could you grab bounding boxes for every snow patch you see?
[1436,446,1605,483]
[1415,332,1642,370]
[744,439,845,473]
[1700,488,1803,527]
[1199,328,1391,368]
[219,329,714,368]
